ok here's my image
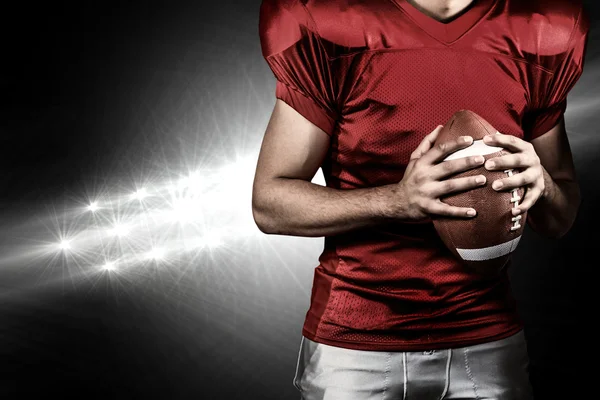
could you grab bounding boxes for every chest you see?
[333,48,531,170]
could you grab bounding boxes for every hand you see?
[482,132,544,215]
[393,125,487,220]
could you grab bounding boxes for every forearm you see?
[252,178,398,237]
[526,167,581,239]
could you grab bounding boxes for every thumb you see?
[410,125,444,160]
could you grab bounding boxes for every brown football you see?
[432,110,526,276]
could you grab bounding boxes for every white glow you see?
[168,197,203,223]
[177,172,201,191]
[132,188,149,201]
[183,237,205,250]
[20,157,267,279]
[109,224,130,237]
[103,261,116,271]
[147,247,166,260]
[204,234,223,248]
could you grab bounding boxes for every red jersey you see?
[258,0,588,351]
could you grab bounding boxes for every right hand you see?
[392,125,487,220]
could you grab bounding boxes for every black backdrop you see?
[0,1,598,398]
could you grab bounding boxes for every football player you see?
[254,0,588,398]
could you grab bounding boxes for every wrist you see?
[373,184,403,220]
[375,183,415,221]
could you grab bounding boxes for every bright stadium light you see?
[103,261,116,271]
[132,188,149,201]
[147,247,166,260]
[21,157,261,282]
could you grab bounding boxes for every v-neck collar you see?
[391,0,497,44]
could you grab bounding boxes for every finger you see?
[430,175,487,198]
[426,199,477,218]
[513,186,542,214]
[431,155,486,180]
[484,153,533,171]
[422,135,475,165]
[410,125,444,160]
[482,132,530,153]
[490,170,537,191]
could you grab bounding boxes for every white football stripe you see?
[456,236,522,261]
[443,136,503,161]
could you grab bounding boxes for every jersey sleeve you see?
[524,7,589,140]
[259,0,339,136]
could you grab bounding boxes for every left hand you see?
[482,132,545,216]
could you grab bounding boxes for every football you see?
[432,110,526,276]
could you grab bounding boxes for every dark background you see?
[0,1,598,398]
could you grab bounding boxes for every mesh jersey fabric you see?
[258,0,589,351]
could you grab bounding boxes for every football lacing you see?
[504,169,522,231]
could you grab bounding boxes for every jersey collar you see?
[391,0,497,44]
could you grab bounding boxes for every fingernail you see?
[486,161,495,169]
[475,176,486,184]
[474,156,485,164]
[483,135,492,142]
[512,208,521,215]
[492,181,503,190]
[467,209,476,217]
[462,136,472,143]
